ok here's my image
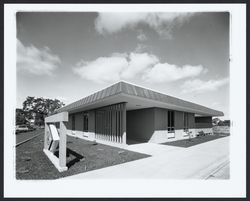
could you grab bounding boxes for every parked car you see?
[15,125,29,134]
[15,124,36,134]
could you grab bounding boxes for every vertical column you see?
[96,111,99,139]
[118,105,121,143]
[100,111,102,140]
[115,105,118,143]
[109,109,111,142]
[122,103,127,144]
[112,106,116,143]
[103,111,105,140]
[59,121,67,169]
[44,123,49,150]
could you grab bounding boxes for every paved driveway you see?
[62,136,229,179]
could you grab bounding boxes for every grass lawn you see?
[162,133,229,148]
[16,131,150,180]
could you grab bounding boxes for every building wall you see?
[188,113,196,129]
[151,108,196,143]
[75,113,83,131]
[67,115,72,130]
[154,108,168,130]
[88,110,95,139]
[127,108,155,142]
[67,103,126,145]
[66,106,214,145]
[67,112,83,131]
[67,111,94,140]
[127,108,197,143]
[175,110,184,129]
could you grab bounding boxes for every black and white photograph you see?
[4,3,246,198]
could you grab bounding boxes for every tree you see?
[22,96,36,120]
[218,120,230,127]
[212,118,221,126]
[16,108,28,125]
[22,96,65,126]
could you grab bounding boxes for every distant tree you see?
[218,120,230,127]
[212,118,221,126]
[22,96,65,126]
[34,113,45,126]
[223,120,230,126]
[16,108,28,125]
[22,96,36,120]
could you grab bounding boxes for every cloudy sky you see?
[16,12,229,119]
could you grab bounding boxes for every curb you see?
[16,133,42,147]
[204,160,230,180]
[188,155,229,179]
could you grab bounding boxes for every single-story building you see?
[52,81,223,147]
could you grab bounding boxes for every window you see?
[184,112,189,132]
[72,114,75,131]
[83,112,88,132]
[167,110,175,133]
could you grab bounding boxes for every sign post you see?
[43,112,68,172]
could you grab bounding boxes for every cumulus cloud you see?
[143,64,206,83]
[137,32,147,41]
[95,12,195,37]
[181,78,229,94]
[73,51,206,84]
[73,52,158,83]
[121,52,158,79]
[134,43,148,53]
[17,39,61,75]
[73,55,128,83]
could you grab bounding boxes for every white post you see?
[59,121,67,170]
[43,112,68,172]
[44,122,49,150]
[122,103,127,144]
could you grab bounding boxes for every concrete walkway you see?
[62,136,229,179]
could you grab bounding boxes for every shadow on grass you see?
[161,134,228,148]
[16,134,151,180]
[54,148,84,168]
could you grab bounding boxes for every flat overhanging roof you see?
[56,81,224,117]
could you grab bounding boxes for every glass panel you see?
[168,111,175,133]
[184,112,189,132]
[72,115,75,131]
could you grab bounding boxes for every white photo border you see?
[4,3,246,198]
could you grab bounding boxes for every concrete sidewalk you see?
[62,136,229,179]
